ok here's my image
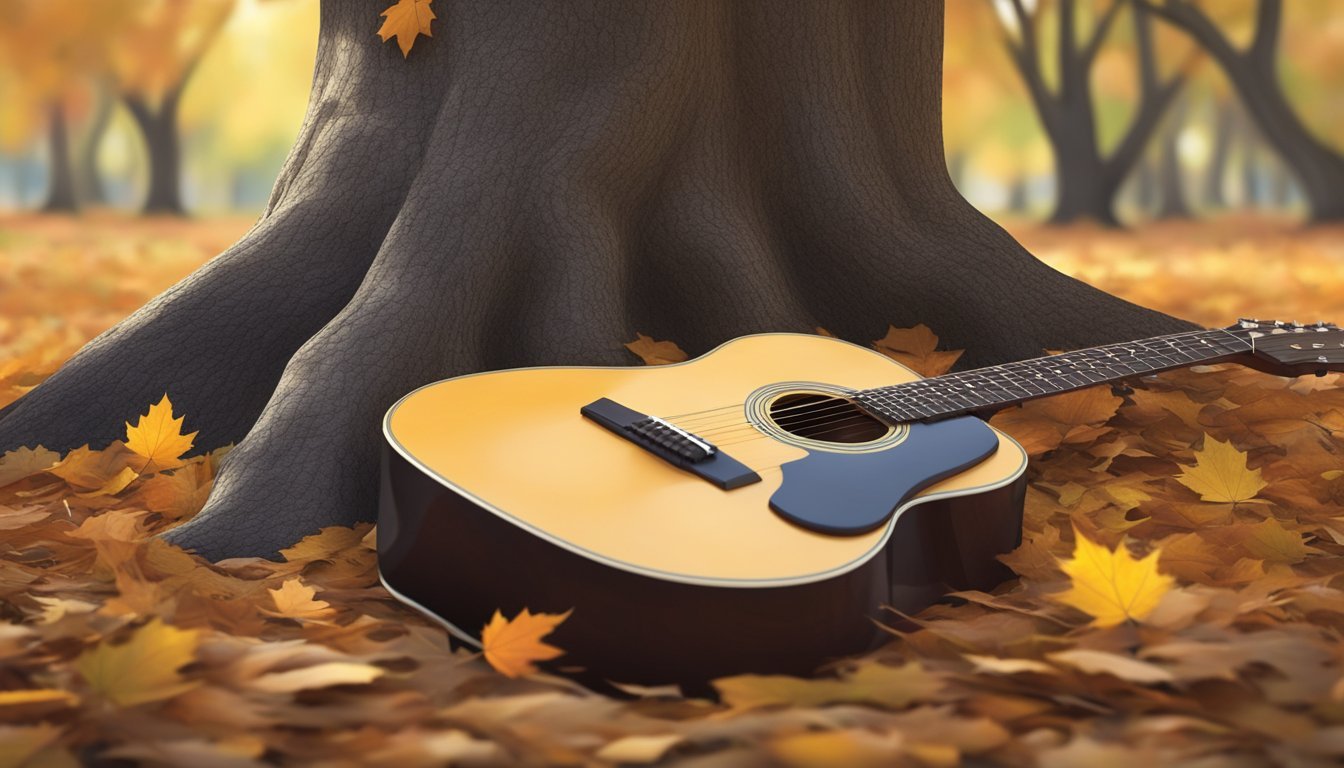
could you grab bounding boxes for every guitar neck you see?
[853,328,1254,423]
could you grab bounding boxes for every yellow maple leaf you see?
[624,333,688,366]
[377,0,435,58]
[873,324,964,377]
[77,618,200,707]
[1053,527,1173,627]
[124,394,198,474]
[480,608,570,678]
[263,578,335,621]
[1176,436,1267,503]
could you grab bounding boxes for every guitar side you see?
[378,334,1028,682]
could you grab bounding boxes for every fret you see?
[855,329,1251,424]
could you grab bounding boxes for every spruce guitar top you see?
[377,320,1343,682]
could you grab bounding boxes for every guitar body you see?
[379,334,1029,683]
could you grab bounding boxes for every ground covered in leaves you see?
[1,215,1343,767]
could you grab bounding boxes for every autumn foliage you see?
[2,217,1344,764]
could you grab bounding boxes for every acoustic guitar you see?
[378,320,1343,682]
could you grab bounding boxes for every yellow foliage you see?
[1053,528,1174,627]
[1176,436,1267,503]
[124,394,198,474]
[76,618,200,707]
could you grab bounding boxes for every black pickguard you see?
[769,416,1001,535]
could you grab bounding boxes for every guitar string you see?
[667,329,1246,436]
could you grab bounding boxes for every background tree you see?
[111,0,236,215]
[0,0,1194,559]
[1143,0,1344,221]
[996,0,1194,226]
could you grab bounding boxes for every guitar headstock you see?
[1223,318,1344,377]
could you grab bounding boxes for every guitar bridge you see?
[580,398,760,490]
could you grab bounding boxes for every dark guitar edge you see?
[377,444,1028,684]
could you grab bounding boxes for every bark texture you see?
[1146,0,1344,222]
[0,0,1195,559]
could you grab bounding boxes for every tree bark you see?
[124,86,187,216]
[1144,0,1344,222]
[0,0,1195,560]
[41,102,79,214]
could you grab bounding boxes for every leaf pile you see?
[1,217,1344,764]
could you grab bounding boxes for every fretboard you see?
[852,329,1253,424]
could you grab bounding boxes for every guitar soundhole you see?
[768,393,889,444]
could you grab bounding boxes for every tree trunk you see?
[1005,173,1030,214]
[75,86,114,207]
[41,102,79,214]
[1131,156,1157,213]
[1154,94,1191,219]
[0,0,1195,560]
[124,87,187,216]
[1203,100,1233,209]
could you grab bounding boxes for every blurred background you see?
[1,0,1340,223]
[0,0,1342,409]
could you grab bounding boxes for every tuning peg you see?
[1237,318,1260,329]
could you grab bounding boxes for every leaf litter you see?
[1,217,1344,764]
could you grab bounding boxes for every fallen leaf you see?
[715,661,942,711]
[263,578,335,621]
[1053,527,1174,627]
[249,662,384,693]
[0,446,60,488]
[624,333,688,365]
[480,608,570,678]
[377,0,435,58]
[124,394,198,474]
[873,324,963,376]
[77,618,200,707]
[1047,649,1175,684]
[594,734,685,764]
[1176,435,1267,503]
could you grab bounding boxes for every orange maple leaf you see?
[480,608,570,678]
[377,0,435,58]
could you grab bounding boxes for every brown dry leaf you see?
[873,324,964,376]
[248,662,384,693]
[0,446,60,488]
[715,661,942,711]
[480,608,570,678]
[624,333,688,365]
[1176,435,1267,503]
[131,461,213,519]
[991,386,1122,455]
[1053,527,1174,627]
[769,728,908,768]
[377,0,435,57]
[594,734,685,764]
[124,394,198,474]
[77,618,201,707]
[1046,649,1174,684]
[48,443,137,491]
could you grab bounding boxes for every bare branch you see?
[1248,0,1282,67]
[1080,0,1124,65]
